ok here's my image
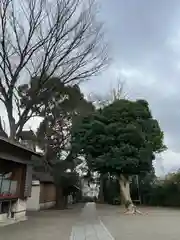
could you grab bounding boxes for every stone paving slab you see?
[70,221,114,240]
[97,204,180,240]
[0,205,83,240]
[70,203,114,240]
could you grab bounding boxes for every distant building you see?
[81,178,99,198]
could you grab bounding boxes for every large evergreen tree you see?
[72,99,166,213]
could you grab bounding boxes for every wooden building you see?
[0,137,40,223]
[27,172,56,211]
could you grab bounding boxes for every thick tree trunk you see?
[9,119,16,140]
[56,187,68,210]
[6,103,16,140]
[64,195,68,208]
[98,174,104,203]
[119,174,136,213]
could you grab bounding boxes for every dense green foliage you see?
[19,77,94,208]
[100,170,180,208]
[140,171,180,207]
[34,78,94,160]
[72,99,165,177]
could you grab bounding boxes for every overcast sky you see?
[81,0,180,175]
[1,0,180,175]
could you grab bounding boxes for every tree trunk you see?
[6,103,16,140]
[9,118,16,140]
[56,187,68,210]
[64,195,68,208]
[119,174,135,213]
[98,174,105,203]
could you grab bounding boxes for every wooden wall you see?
[39,183,56,203]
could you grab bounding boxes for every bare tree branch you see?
[88,79,126,108]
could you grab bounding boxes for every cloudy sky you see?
[81,0,180,175]
[1,0,180,175]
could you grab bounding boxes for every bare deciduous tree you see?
[0,0,108,139]
[88,79,127,108]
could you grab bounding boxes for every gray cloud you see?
[99,0,180,64]
[82,0,180,174]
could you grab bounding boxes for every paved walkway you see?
[0,205,82,240]
[70,203,114,240]
[0,203,113,240]
[2,203,180,239]
[97,204,180,240]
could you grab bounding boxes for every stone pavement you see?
[0,205,82,240]
[70,202,114,240]
[0,203,113,240]
[97,204,180,240]
[2,203,180,239]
